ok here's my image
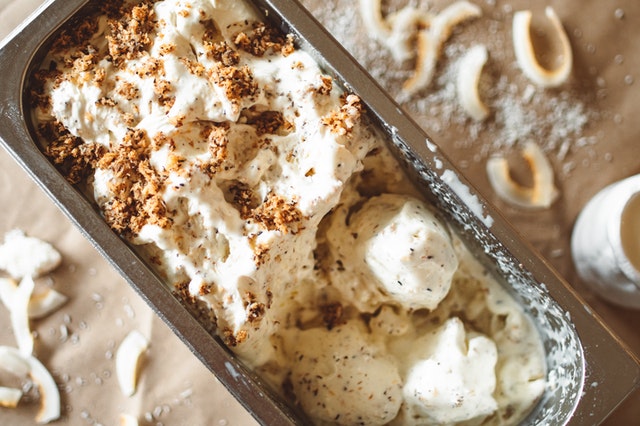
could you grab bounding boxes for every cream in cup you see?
[572,174,640,308]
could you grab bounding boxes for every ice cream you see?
[31,0,546,424]
[325,193,459,311]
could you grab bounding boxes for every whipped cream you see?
[33,0,546,424]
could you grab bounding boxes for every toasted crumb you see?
[241,108,287,136]
[252,242,270,266]
[116,81,140,101]
[153,78,175,110]
[39,121,106,184]
[316,75,333,96]
[29,68,61,110]
[204,40,240,66]
[252,192,303,234]
[51,18,100,53]
[233,22,295,57]
[244,292,266,324]
[321,94,363,135]
[134,57,164,78]
[321,302,346,330]
[223,328,248,346]
[107,2,156,66]
[180,57,206,77]
[158,42,176,56]
[207,128,229,167]
[96,128,170,235]
[209,64,258,103]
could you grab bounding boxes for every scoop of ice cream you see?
[287,320,403,425]
[401,317,498,424]
[334,193,458,310]
[0,230,61,279]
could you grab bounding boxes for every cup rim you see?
[607,175,640,285]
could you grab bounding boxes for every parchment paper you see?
[0,0,637,424]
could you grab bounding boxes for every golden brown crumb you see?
[39,121,106,184]
[71,50,99,74]
[51,18,100,53]
[96,128,171,236]
[117,81,140,101]
[96,96,117,107]
[227,182,257,219]
[252,192,303,234]
[206,123,230,171]
[179,57,206,77]
[29,68,61,109]
[123,112,136,126]
[282,34,296,56]
[107,2,156,66]
[151,131,173,151]
[154,78,175,110]
[209,64,258,103]
[245,292,266,324]
[241,108,287,136]
[158,42,176,56]
[200,123,230,176]
[233,22,295,57]
[321,302,346,330]
[134,57,164,78]
[317,75,333,96]
[223,328,248,346]
[204,40,240,66]
[93,67,106,85]
[321,94,363,136]
[252,242,270,266]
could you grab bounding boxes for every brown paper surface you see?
[0,0,638,424]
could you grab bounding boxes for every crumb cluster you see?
[33,1,323,241]
[32,0,366,354]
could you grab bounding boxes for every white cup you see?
[571,174,640,308]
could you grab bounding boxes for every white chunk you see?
[0,277,17,309]
[359,0,432,63]
[353,194,459,310]
[403,1,482,95]
[0,230,61,279]
[0,346,61,424]
[457,45,490,121]
[486,141,558,209]
[11,276,36,355]
[28,288,68,319]
[403,318,498,424]
[387,7,433,63]
[359,0,391,41]
[119,413,139,426]
[0,346,31,376]
[513,7,572,87]
[116,330,150,397]
[0,386,22,408]
[288,320,403,425]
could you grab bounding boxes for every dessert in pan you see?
[0,0,638,424]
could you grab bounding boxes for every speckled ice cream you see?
[32,0,546,424]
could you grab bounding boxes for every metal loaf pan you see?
[0,0,638,424]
